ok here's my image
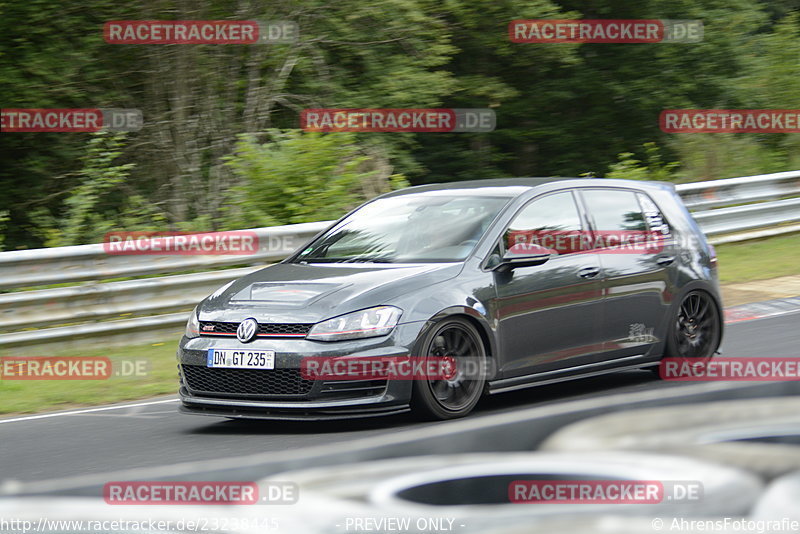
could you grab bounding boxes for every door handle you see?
[656,255,675,266]
[578,266,601,279]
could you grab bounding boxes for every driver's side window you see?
[502,191,584,256]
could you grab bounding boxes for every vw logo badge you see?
[237,318,259,343]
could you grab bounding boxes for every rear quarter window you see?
[637,192,672,236]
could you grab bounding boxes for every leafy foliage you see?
[31,133,167,246]
[222,130,408,228]
[603,143,680,182]
[1,0,798,248]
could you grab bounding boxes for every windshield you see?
[293,193,511,263]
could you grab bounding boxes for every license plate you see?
[207,349,275,369]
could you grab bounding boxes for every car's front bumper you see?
[177,322,425,420]
[178,398,411,421]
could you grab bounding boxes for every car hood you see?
[197,262,463,324]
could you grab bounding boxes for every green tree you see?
[222,130,408,228]
[668,12,800,180]
[30,132,168,246]
[602,142,680,181]
[2,0,798,249]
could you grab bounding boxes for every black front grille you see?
[200,321,237,334]
[320,379,388,399]
[199,321,312,337]
[182,365,314,397]
[259,323,313,336]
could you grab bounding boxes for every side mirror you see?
[494,243,552,272]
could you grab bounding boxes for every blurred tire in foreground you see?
[263,451,761,531]
[750,470,800,521]
[539,397,800,479]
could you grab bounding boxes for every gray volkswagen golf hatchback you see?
[178,178,722,420]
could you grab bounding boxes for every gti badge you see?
[237,318,259,343]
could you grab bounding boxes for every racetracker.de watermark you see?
[301,356,495,381]
[103,20,297,44]
[0,517,279,533]
[0,357,149,380]
[300,108,496,132]
[1,109,142,132]
[509,480,703,504]
[660,110,800,133]
[103,481,297,505]
[102,231,289,255]
[507,230,668,255]
[659,357,800,381]
[509,19,703,43]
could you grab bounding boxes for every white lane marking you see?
[0,398,179,425]
[77,409,180,419]
[725,306,800,324]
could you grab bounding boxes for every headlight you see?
[307,306,402,341]
[184,306,200,338]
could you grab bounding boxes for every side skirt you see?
[487,354,657,395]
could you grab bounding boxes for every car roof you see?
[381,177,672,199]
[381,177,573,198]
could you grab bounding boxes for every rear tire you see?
[651,290,721,378]
[410,317,487,420]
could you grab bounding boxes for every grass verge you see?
[0,339,180,416]
[716,232,800,284]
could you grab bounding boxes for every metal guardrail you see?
[0,171,798,351]
[691,197,800,238]
[0,223,328,350]
[0,221,327,290]
[674,170,800,244]
[0,267,259,332]
[676,169,800,210]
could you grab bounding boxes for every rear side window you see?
[503,191,584,253]
[581,189,647,232]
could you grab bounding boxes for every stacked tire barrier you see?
[246,397,800,533]
[3,382,798,533]
[539,397,800,479]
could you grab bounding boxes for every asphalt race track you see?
[1,307,798,486]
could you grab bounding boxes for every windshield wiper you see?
[341,256,394,263]
[294,256,394,264]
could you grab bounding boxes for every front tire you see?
[410,317,487,420]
